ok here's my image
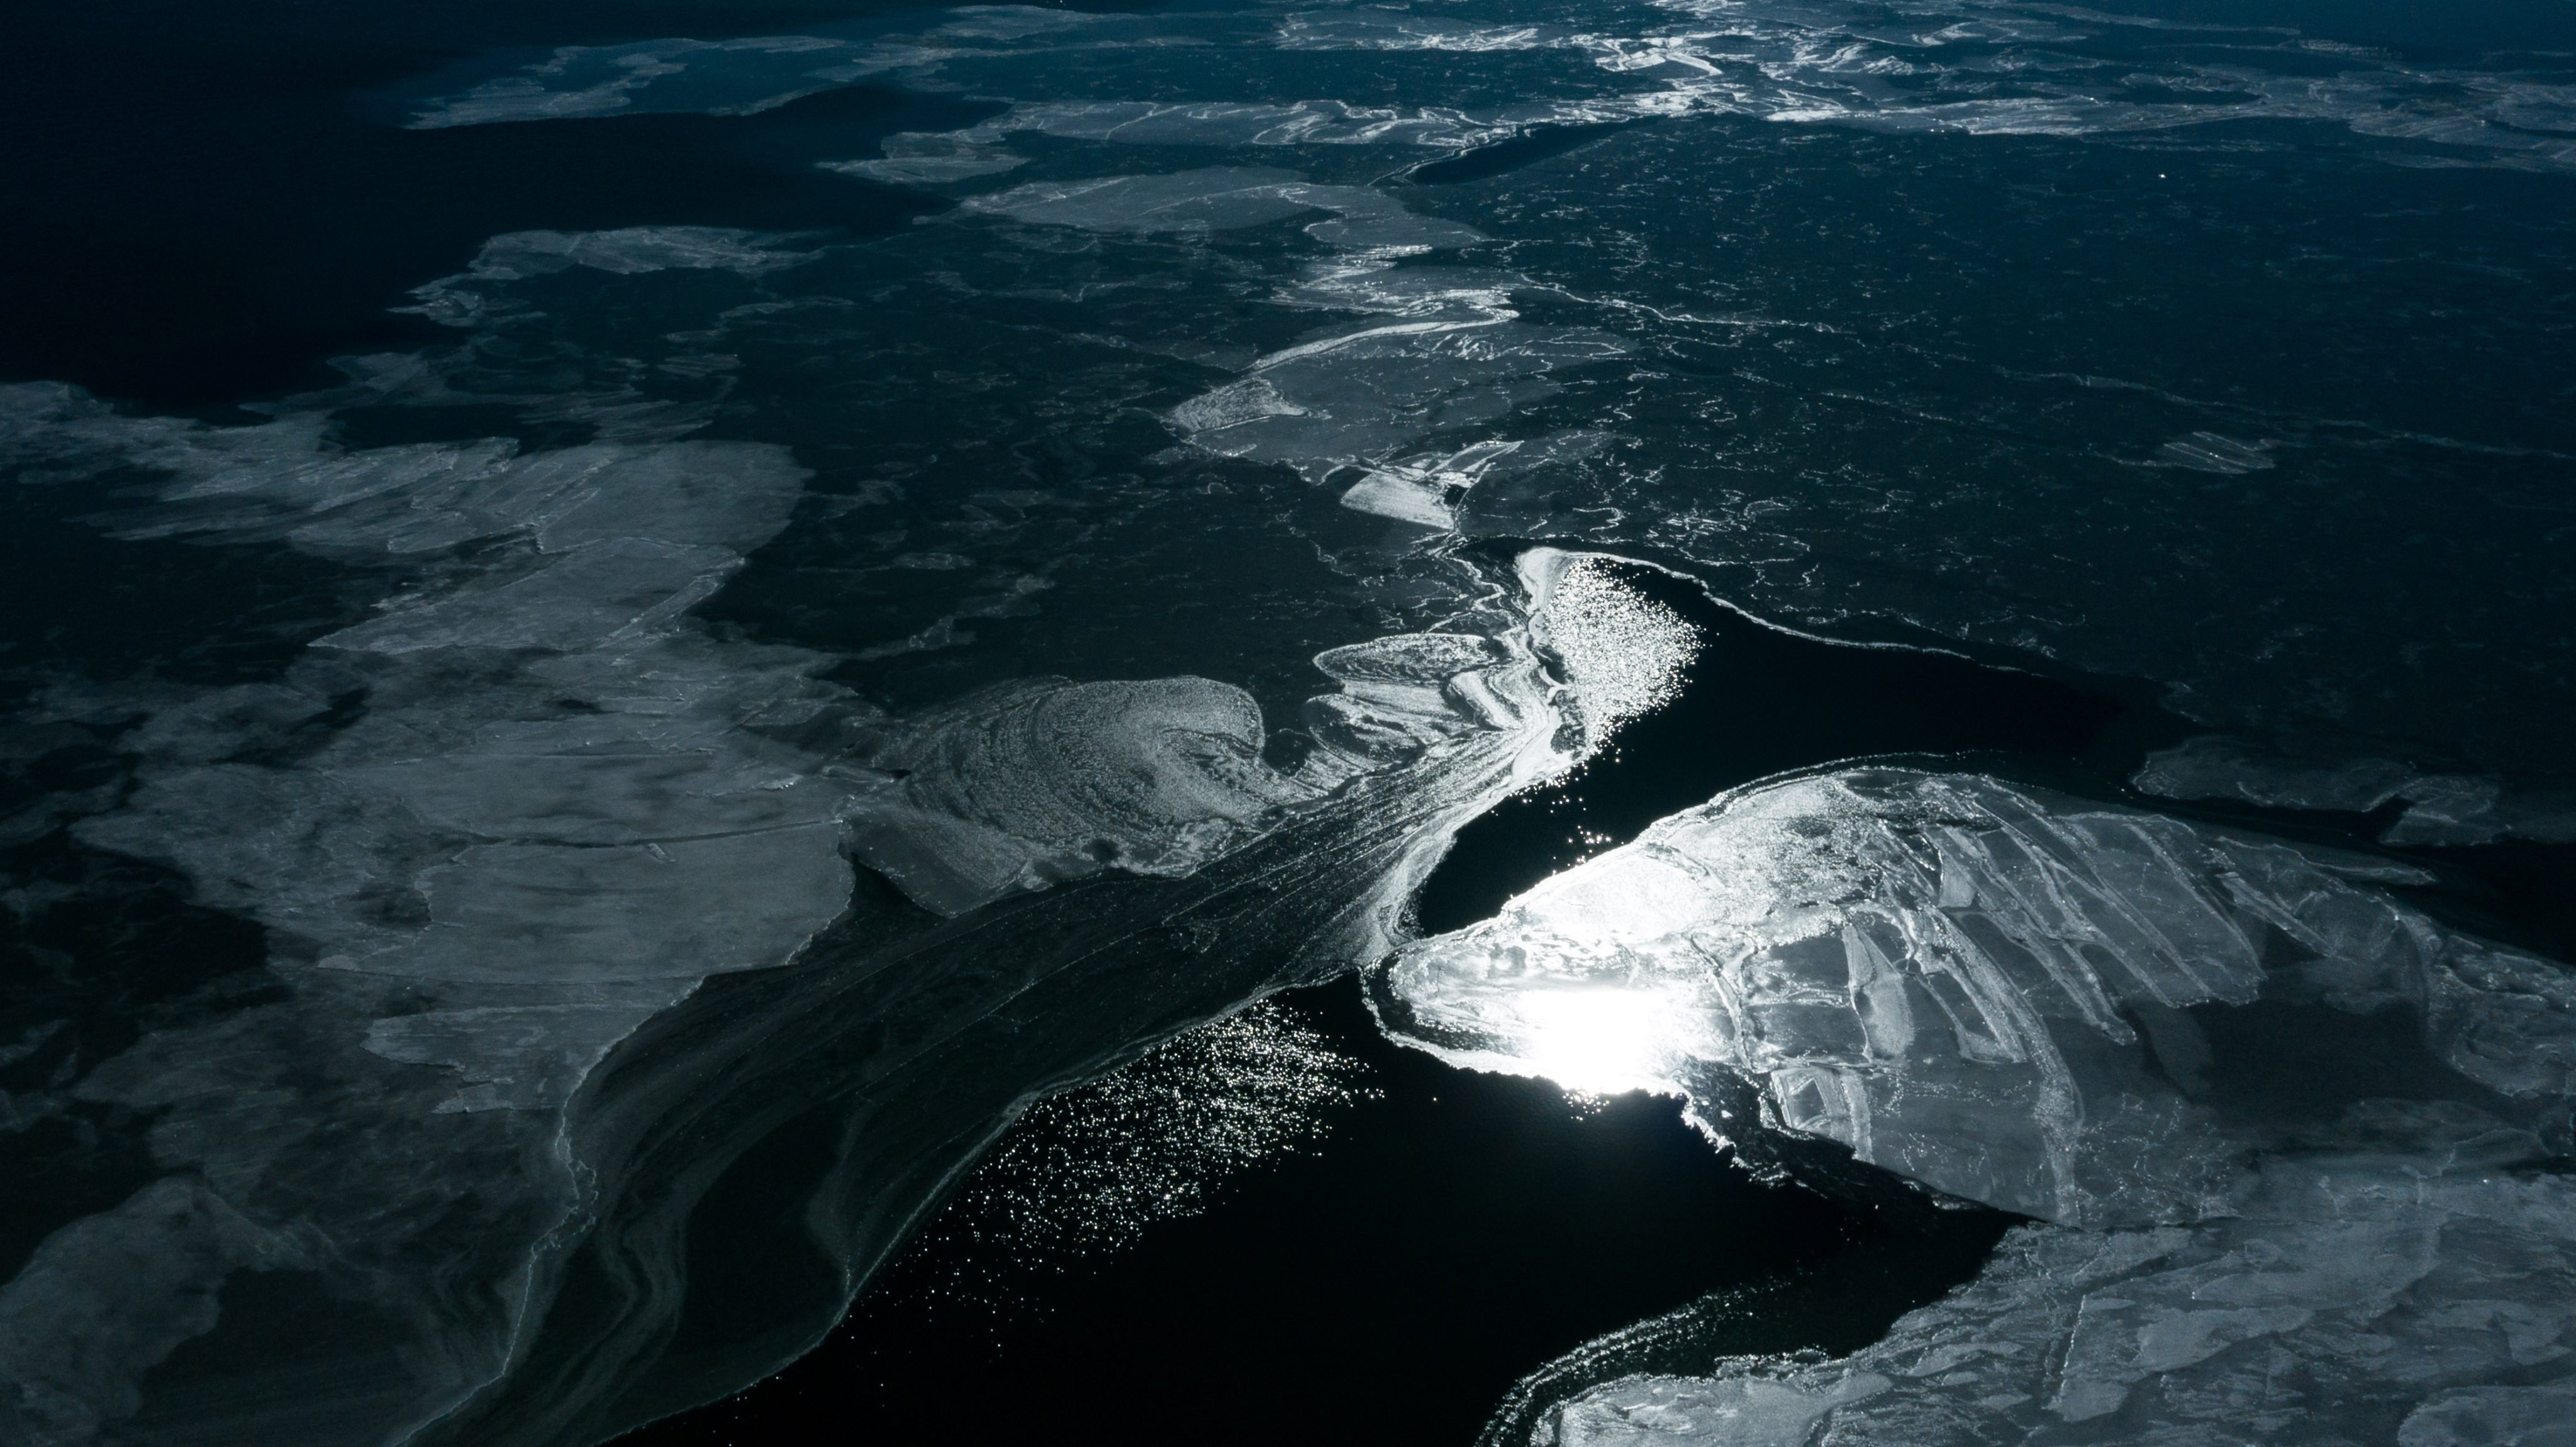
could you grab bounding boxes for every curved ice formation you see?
[1384,768,2576,1443]
[847,676,1308,915]
[841,553,1674,916]
[1164,262,1626,484]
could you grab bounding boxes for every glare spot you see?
[1509,987,1682,1097]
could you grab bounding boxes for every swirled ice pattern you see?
[1383,768,2576,1443]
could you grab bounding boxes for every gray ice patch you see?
[961,167,1483,250]
[823,133,1030,186]
[2136,736,2576,846]
[1536,1127,2576,1446]
[1168,316,1624,482]
[406,35,858,129]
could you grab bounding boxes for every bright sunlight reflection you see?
[1509,988,1679,1097]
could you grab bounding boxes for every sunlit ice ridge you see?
[2,0,2573,1443]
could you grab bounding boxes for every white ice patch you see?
[824,133,1030,186]
[1338,439,1526,529]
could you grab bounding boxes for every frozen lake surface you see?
[2,0,2572,1441]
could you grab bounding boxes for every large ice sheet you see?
[1387,768,2572,1227]
[1387,770,2576,1444]
[962,167,1484,251]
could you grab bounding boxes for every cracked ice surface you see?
[1383,769,2576,1444]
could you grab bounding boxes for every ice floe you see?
[1386,768,2576,1443]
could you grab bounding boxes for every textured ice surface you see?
[13,0,2576,1439]
[2138,736,2576,846]
[1388,768,2572,1225]
[1386,770,2576,1443]
[1528,554,1699,742]
[823,133,1029,186]
[1169,304,1624,485]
